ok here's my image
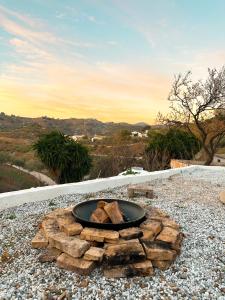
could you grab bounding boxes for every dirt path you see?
[8,164,56,186]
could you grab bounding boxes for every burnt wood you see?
[72,199,146,230]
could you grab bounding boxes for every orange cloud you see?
[0,4,170,123]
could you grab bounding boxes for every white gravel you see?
[0,171,225,300]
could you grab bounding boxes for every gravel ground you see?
[0,172,225,300]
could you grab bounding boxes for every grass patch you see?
[7,213,16,220]
[0,165,44,193]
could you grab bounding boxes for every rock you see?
[147,207,170,219]
[49,232,90,258]
[56,212,75,230]
[57,253,95,275]
[118,227,143,240]
[219,190,225,204]
[140,221,162,236]
[90,208,110,223]
[180,273,188,279]
[104,240,146,265]
[127,184,154,198]
[61,223,83,236]
[140,229,154,242]
[104,239,140,249]
[152,260,173,270]
[171,232,184,253]
[38,247,62,263]
[104,260,153,278]
[143,245,177,261]
[156,226,179,245]
[31,230,48,249]
[103,201,124,224]
[80,227,119,242]
[162,219,180,230]
[41,218,59,239]
[78,279,89,288]
[84,247,105,262]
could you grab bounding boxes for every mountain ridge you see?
[0,112,150,136]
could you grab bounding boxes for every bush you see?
[0,152,10,164]
[145,128,201,170]
[33,131,92,183]
[12,158,25,168]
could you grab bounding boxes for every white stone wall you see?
[0,165,217,211]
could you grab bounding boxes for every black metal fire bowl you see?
[72,199,146,230]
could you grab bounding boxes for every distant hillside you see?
[0,112,150,136]
[0,165,44,193]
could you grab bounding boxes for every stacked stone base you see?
[32,205,183,278]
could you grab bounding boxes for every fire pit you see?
[72,199,146,230]
[31,200,184,278]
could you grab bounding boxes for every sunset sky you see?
[1,0,225,123]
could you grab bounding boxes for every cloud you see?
[0,4,170,123]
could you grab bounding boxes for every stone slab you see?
[80,227,119,242]
[119,227,143,240]
[128,184,154,199]
[61,223,83,236]
[49,232,90,258]
[156,226,179,245]
[104,238,140,249]
[84,247,105,262]
[41,218,59,239]
[162,219,180,230]
[140,229,154,242]
[38,247,62,263]
[143,245,177,261]
[219,190,225,204]
[104,240,146,265]
[57,253,95,275]
[104,260,153,278]
[140,221,162,236]
[31,230,48,249]
[152,260,173,270]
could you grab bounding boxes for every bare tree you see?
[161,67,225,165]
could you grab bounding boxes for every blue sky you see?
[0,0,225,123]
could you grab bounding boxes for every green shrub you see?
[145,128,201,170]
[0,152,10,164]
[33,131,92,183]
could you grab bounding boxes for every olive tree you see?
[161,67,225,165]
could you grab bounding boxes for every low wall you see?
[0,166,197,211]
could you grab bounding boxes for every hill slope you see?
[0,112,149,136]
